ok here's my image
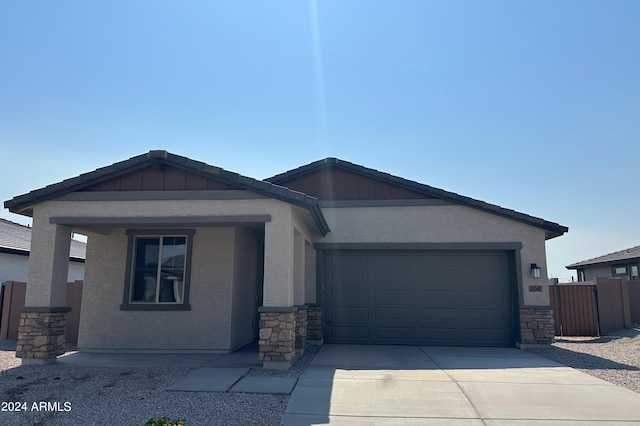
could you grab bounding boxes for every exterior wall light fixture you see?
[530,263,541,279]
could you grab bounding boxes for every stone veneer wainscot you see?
[519,307,555,345]
[258,307,296,367]
[16,308,70,363]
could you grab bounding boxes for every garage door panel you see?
[374,289,414,305]
[375,307,414,320]
[375,327,415,339]
[331,326,370,339]
[332,272,368,288]
[465,329,511,343]
[417,290,459,306]
[461,291,507,306]
[371,271,413,287]
[330,306,369,321]
[330,289,369,306]
[417,307,459,321]
[324,250,515,346]
[463,307,507,320]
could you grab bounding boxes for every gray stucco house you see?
[4,150,567,368]
[567,246,640,282]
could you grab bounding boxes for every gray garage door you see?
[323,250,515,346]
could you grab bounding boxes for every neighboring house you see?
[4,150,567,367]
[566,246,640,282]
[0,218,86,284]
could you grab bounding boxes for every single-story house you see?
[567,246,640,282]
[0,218,85,284]
[4,150,567,368]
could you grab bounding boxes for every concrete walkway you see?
[58,348,298,394]
[282,345,640,425]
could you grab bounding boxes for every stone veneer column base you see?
[306,305,323,345]
[258,307,296,369]
[16,307,70,364]
[518,307,555,347]
[295,306,307,355]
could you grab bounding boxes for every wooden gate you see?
[549,284,599,336]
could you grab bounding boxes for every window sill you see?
[120,303,191,311]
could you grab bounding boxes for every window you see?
[631,264,639,280]
[612,264,628,277]
[121,230,194,311]
[577,269,585,282]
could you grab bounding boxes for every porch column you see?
[259,215,296,369]
[17,216,72,365]
[293,230,306,354]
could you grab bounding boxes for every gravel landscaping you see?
[527,328,640,394]
[0,341,318,426]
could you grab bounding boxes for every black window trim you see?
[121,229,195,311]
[630,263,639,280]
[611,264,628,277]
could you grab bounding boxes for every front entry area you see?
[322,250,516,346]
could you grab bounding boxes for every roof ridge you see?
[567,244,640,268]
[0,217,31,228]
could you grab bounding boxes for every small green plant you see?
[144,416,185,426]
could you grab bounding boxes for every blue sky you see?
[1,1,639,281]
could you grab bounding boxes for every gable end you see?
[270,166,433,201]
[82,165,244,192]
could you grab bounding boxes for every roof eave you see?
[566,256,640,270]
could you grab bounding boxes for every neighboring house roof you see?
[4,150,330,236]
[0,218,86,261]
[267,157,568,240]
[566,245,640,269]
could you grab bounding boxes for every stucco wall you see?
[584,265,614,281]
[319,205,551,306]
[292,207,318,306]
[78,226,236,352]
[0,253,84,285]
[0,253,31,284]
[229,227,262,350]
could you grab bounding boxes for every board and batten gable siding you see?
[82,165,243,192]
[320,204,550,306]
[277,167,433,201]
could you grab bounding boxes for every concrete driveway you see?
[282,345,640,425]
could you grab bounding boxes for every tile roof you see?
[566,245,640,269]
[0,218,86,260]
[267,157,568,240]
